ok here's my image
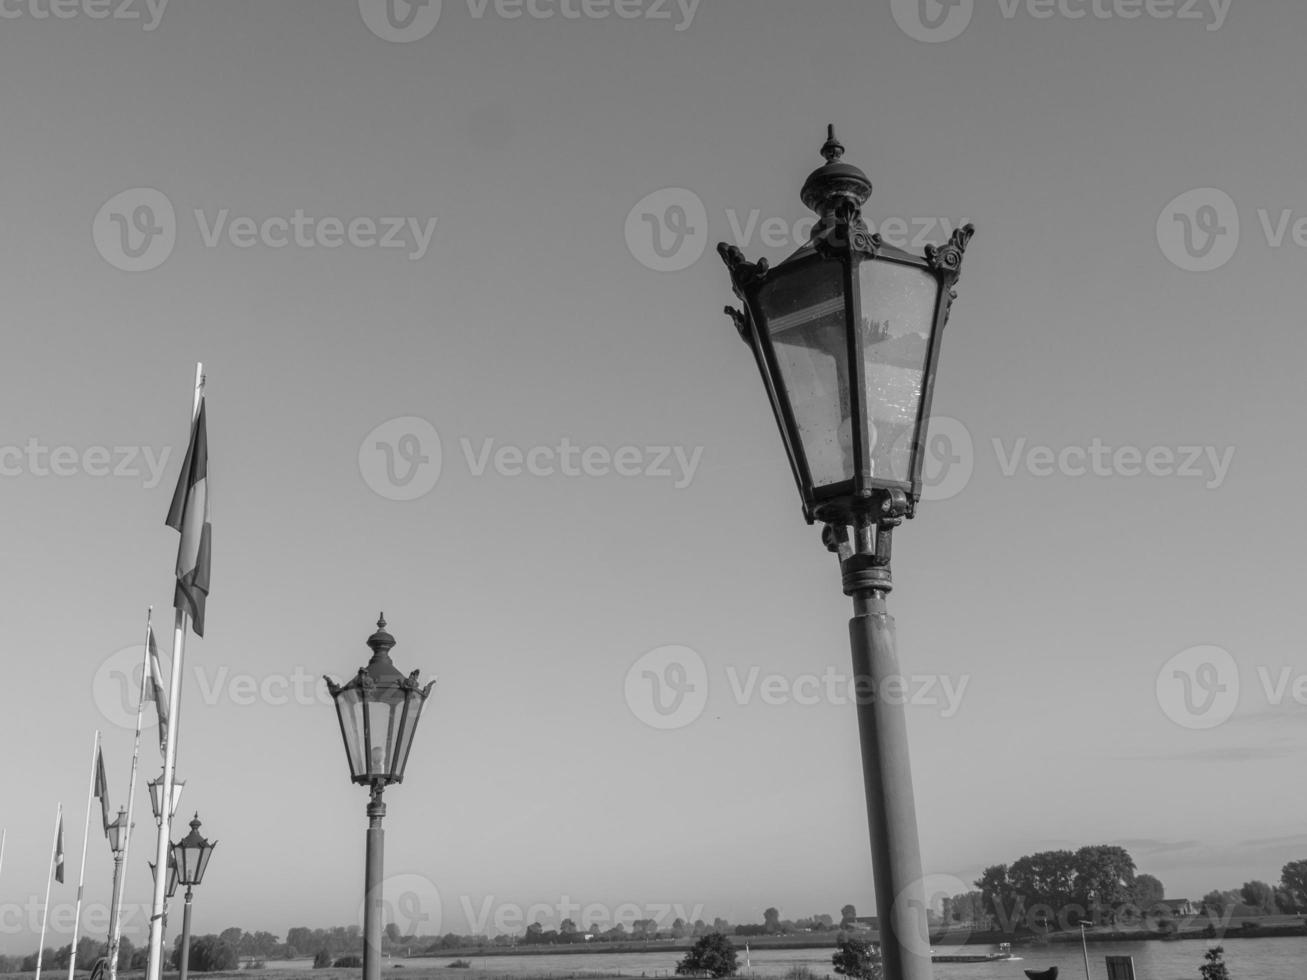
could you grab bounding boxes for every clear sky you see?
[3,0,1307,955]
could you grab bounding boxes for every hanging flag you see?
[54,815,64,883]
[166,399,211,637]
[141,625,170,757]
[94,747,111,836]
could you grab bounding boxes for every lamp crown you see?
[189,813,201,832]
[366,613,396,660]
[800,123,872,217]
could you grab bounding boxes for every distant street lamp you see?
[1077,920,1093,980]
[325,616,435,980]
[171,814,216,980]
[148,776,184,824]
[105,809,130,977]
[717,127,975,980]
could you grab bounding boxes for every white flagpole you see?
[36,802,62,980]
[0,827,6,881]
[68,732,101,980]
[109,609,152,980]
[147,363,204,980]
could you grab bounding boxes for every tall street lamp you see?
[105,809,130,975]
[148,776,184,824]
[325,616,435,980]
[717,126,975,980]
[171,814,216,980]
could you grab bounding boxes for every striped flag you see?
[141,625,170,757]
[166,399,211,637]
[94,747,111,836]
[54,815,64,883]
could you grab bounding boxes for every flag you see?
[142,625,170,758]
[94,747,110,836]
[166,399,211,637]
[54,815,64,883]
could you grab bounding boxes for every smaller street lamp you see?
[170,814,215,980]
[1077,920,1093,980]
[105,809,130,977]
[148,776,184,823]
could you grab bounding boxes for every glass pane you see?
[393,694,425,779]
[857,260,941,483]
[337,688,366,779]
[757,259,853,488]
[364,697,401,777]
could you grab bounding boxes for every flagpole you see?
[68,732,101,980]
[0,828,6,882]
[147,363,204,980]
[36,803,62,980]
[109,609,152,980]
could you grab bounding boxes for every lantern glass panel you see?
[757,258,853,489]
[363,690,406,778]
[856,258,941,483]
[391,691,424,780]
[335,685,367,779]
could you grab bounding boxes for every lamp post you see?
[170,814,216,980]
[148,855,179,972]
[325,616,435,980]
[105,809,129,974]
[717,127,975,980]
[1077,920,1093,980]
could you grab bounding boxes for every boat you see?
[1024,968,1058,980]
[931,944,1022,964]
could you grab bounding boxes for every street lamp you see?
[149,854,179,973]
[717,127,975,980]
[148,776,184,823]
[325,616,435,980]
[170,814,216,980]
[1077,919,1093,980]
[105,809,130,976]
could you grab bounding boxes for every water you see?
[378,937,1307,980]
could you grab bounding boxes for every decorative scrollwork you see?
[924,223,975,278]
[717,242,769,294]
[723,306,752,347]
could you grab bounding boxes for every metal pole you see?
[842,517,933,980]
[1080,924,1091,980]
[364,783,386,980]
[106,852,125,973]
[178,888,194,980]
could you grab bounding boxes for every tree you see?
[220,927,244,948]
[313,949,332,968]
[186,935,239,972]
[1281,860,1307,911]
[975,865,1015,930]
[832,938,883,980]
[675,933,738,978]
[1133,874,1165,909]
[1240,880,1275,914]
[1199,946,1230,980]
[763,908,781,934]
[116,937,136,971]
[385,923,402,944]
[1073,845,1137,918]
[671,918,688,939]
[840,905,857,927]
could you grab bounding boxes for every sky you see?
[2,0,1307,956]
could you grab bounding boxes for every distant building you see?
[1157,899,1195,916]
[850,917,880,931]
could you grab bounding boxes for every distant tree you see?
[1281,860,1307,911]
[812,914,834,930]
[220,927,244,948]
[693,919,708,937]
[74,936,102,970]
[671,918,688,939]
[840,905,857,927]
[187,935,239,972]
[1073,845,1137,917]
[675,933,737,978]
[712,918,730,934]
[1133,875,1165,909]
[1240,881,1276,914]
[524,922,544,944]
[763,908,781,934]
[832,938,883,980]
[313,949,332,968]
[1199,946,1230,980]
[333,955,363,969]
[1274,886,1298,914]
[116,936,135,971]
[975,865,1015,931]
